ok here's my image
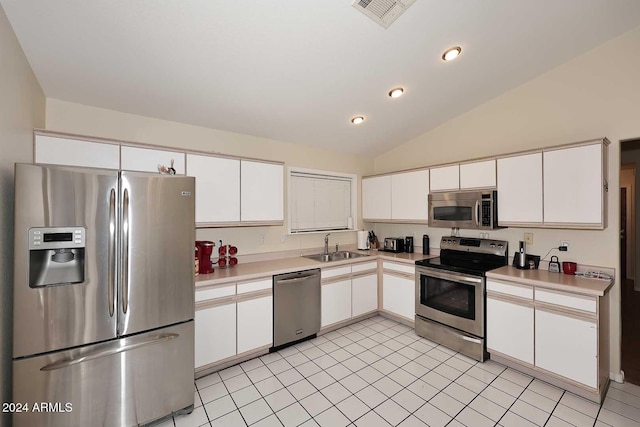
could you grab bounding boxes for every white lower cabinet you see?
[486,296,534,364]
[321,279,352,327]
[382,273,414,320]
[195,302,236,368]
[535,307,598,388]
[352,273,378,317]
[237,295,273,354]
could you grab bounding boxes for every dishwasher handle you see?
[277,273,320,284]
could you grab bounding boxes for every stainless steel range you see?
[415,236,508,362]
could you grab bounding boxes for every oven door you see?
[415,266,484,337]
[428,198,480,229]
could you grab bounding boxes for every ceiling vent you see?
[352,0,416,29]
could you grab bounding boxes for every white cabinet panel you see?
[497,153,543,224]
[429,165,459,192]
[460,160,496,189]
[382,262,414,275]
[120,146,185,174]
[543,144,603,225]
[35,135,120,169]
[362,175,391,220]
[535,289,596,313]
[321,280,351,327]
[487,297,534,364]
[186,154,240,223]
[382,273,414,320]
[195,283,236,302]
[535,308,597,388]
[241,161,284,222]
[321,266,352,280]
[486,280,533,299]
[195,303,236,368]
[391,170,429,220]
[352,274,378,317]
[237,295,273,353]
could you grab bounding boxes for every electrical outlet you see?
[280,234,287,243]
[524,233,534,245]
[560,240,569,250]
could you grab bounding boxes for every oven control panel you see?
[439,236,507,257]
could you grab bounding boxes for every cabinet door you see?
[321,280,351,327]
[497,153,543,224]
[362,175,391,220]
[186,154,240,224]
[237,295,273,354]
[35,134,120,169]
[195,302,236,368]
[429,165,459,192]
[460,160,496,189]
[486,296,533,364]
[391,170,429,221]
[543,144,603,226]
[352,274,378,317]
[241,161,284,222]
[121,146,186,174]
[382,273,414,320]
[535,308,598,388]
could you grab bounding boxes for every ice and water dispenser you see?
[28,227,86,287]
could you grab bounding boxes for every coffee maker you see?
[195,240,215,274]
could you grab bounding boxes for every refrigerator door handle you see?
[122,187,130,314]
[108,188,116,317]
[39,333,179,371]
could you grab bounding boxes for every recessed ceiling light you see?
[442,46,462,61]
[388,87,405,98]
[351,116,365,125]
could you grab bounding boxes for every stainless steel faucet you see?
[324,234,330,255]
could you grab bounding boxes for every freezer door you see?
[118,171,195,336]
[12,321,194,427]
[13,164,119,358]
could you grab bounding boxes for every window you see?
[288,167,357,233]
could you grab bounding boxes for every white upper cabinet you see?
[391,169,429,221]
[186,154,240,224]
[35,134,120,169]
[120,146,185,174]
[429,165,460,192]
[460,160,496,189]
[543,143,604,227]
[497,153,543,225]
[362,175,391,220]
[241,160,284,222]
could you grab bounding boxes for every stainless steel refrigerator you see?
[12,163,196,427]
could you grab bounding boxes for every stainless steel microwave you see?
[428,190,500,230]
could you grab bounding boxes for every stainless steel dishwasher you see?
[272,268,321,349]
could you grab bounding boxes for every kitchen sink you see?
[303,251,369,262]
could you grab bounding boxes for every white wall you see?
[373,27,640,378]
[45,98,375,254]
[0,4,46,427]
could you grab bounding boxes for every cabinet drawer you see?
[486,279,533,300]
[195,283,236,302]
[322,266,351,280]
[382,262,414,275]
[351,261,377,273]
[237,278,272,294]
[535,288,596,313]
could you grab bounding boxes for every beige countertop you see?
[195,250,437,288]
[486,265,614,297]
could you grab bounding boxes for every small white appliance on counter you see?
[12,163,196,427]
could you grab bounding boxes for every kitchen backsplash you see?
[372,223,610,268]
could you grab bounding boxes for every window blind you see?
[290,171,352,233]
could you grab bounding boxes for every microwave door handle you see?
[475,200,480,227]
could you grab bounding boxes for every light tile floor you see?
[158,316,640,427]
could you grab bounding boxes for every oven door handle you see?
[475,200,480,227]
[417,268,482,284]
